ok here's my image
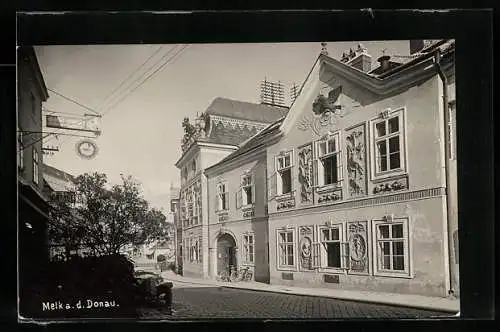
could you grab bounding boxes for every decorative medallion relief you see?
[297,144,313,204]
[276,198,295,211]
[299,226,314,271]
[347,221,369,274]
[346,125,367,197]
[372,175,409,194]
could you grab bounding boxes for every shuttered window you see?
[216,182,229,212]
[276,151,293,196]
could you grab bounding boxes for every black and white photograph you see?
[16,37,465,321]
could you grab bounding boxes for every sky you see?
[35,40,410,211]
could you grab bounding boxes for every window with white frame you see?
[242,174,254,205]
[372,110,406,176]
[243,233,255,263]
[319,225,349,270]
[315,133,342,187]
[32,148,39,184]
[198,236,202,263]
[373,218,410,276]
[216,182,229,211]
[278,229,295,268]
[237,173,255,209]
[276,151,293,195]
[17,127,24,170]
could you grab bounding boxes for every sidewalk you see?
[158,270,460,314]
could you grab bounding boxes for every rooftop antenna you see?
[260,77,285,107]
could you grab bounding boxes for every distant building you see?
[198,40,458,299]
[17,46,51,289]
[175,98,288,278]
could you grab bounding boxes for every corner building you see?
[175,98,288,278]
[265,40,458,297]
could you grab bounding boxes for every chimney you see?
[342,43,372,72]
[377,55,391,72]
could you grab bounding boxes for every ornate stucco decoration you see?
[276,198,295,211]
[372,175,409,194]
[181,112,210,152]
[297,144,313,204]
[347,221,369,274]
[346,125,367,197]
[298,86,355,137]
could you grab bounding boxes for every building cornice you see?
[269,187,445,219]
[204,133,282,177]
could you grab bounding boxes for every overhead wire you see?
[42,44,189,153]
[94,45,166,112]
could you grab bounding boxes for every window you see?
[191,160,197,173]
[189,238,199,262]
[314,133,342,187]
[243,234,255,263]
[17,127,24,170]
[216,182,229,212]
[373,110,405,176]
[319,225,349,270]
[198,236,202,263]
[237,173,255,208]
[182,166,187,180]
[321,227,341,268]
[276,151,293,195]
[278,230,295,268]
[373,218,410,276]
[32,148,39,184]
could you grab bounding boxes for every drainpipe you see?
[433,49,456,297]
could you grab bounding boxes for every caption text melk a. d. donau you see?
[42,299,119,311]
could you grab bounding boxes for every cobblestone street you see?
[139,281,451,320]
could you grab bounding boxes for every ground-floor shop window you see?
[373,218,410,276]
[278,229,295,268]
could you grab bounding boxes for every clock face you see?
[76,140,98,159]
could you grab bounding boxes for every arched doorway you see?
[216,233,237,276]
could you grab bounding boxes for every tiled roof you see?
[205,97,289,123]
[206,117,285,171]
[199,120,261,146]
[42,164,76,192]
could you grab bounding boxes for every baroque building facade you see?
[175,98,288,278]
[264,40,457,298]
[199,40,457,298]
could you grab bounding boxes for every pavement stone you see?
[138,272,454,320]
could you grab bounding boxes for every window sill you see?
[277,265,297,272]
[316,183,342,194]
[319,267,346,274]
[372,170,407,183]
[216,209,230,214]
[373,270,413,279]
[241,262,255,267]
[276,192,294,202]
[241,204,254,211]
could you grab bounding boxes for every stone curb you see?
[161,271,460,315]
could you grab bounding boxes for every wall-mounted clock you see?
[76,139,98,159]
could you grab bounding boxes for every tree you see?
[48,172,168,256]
